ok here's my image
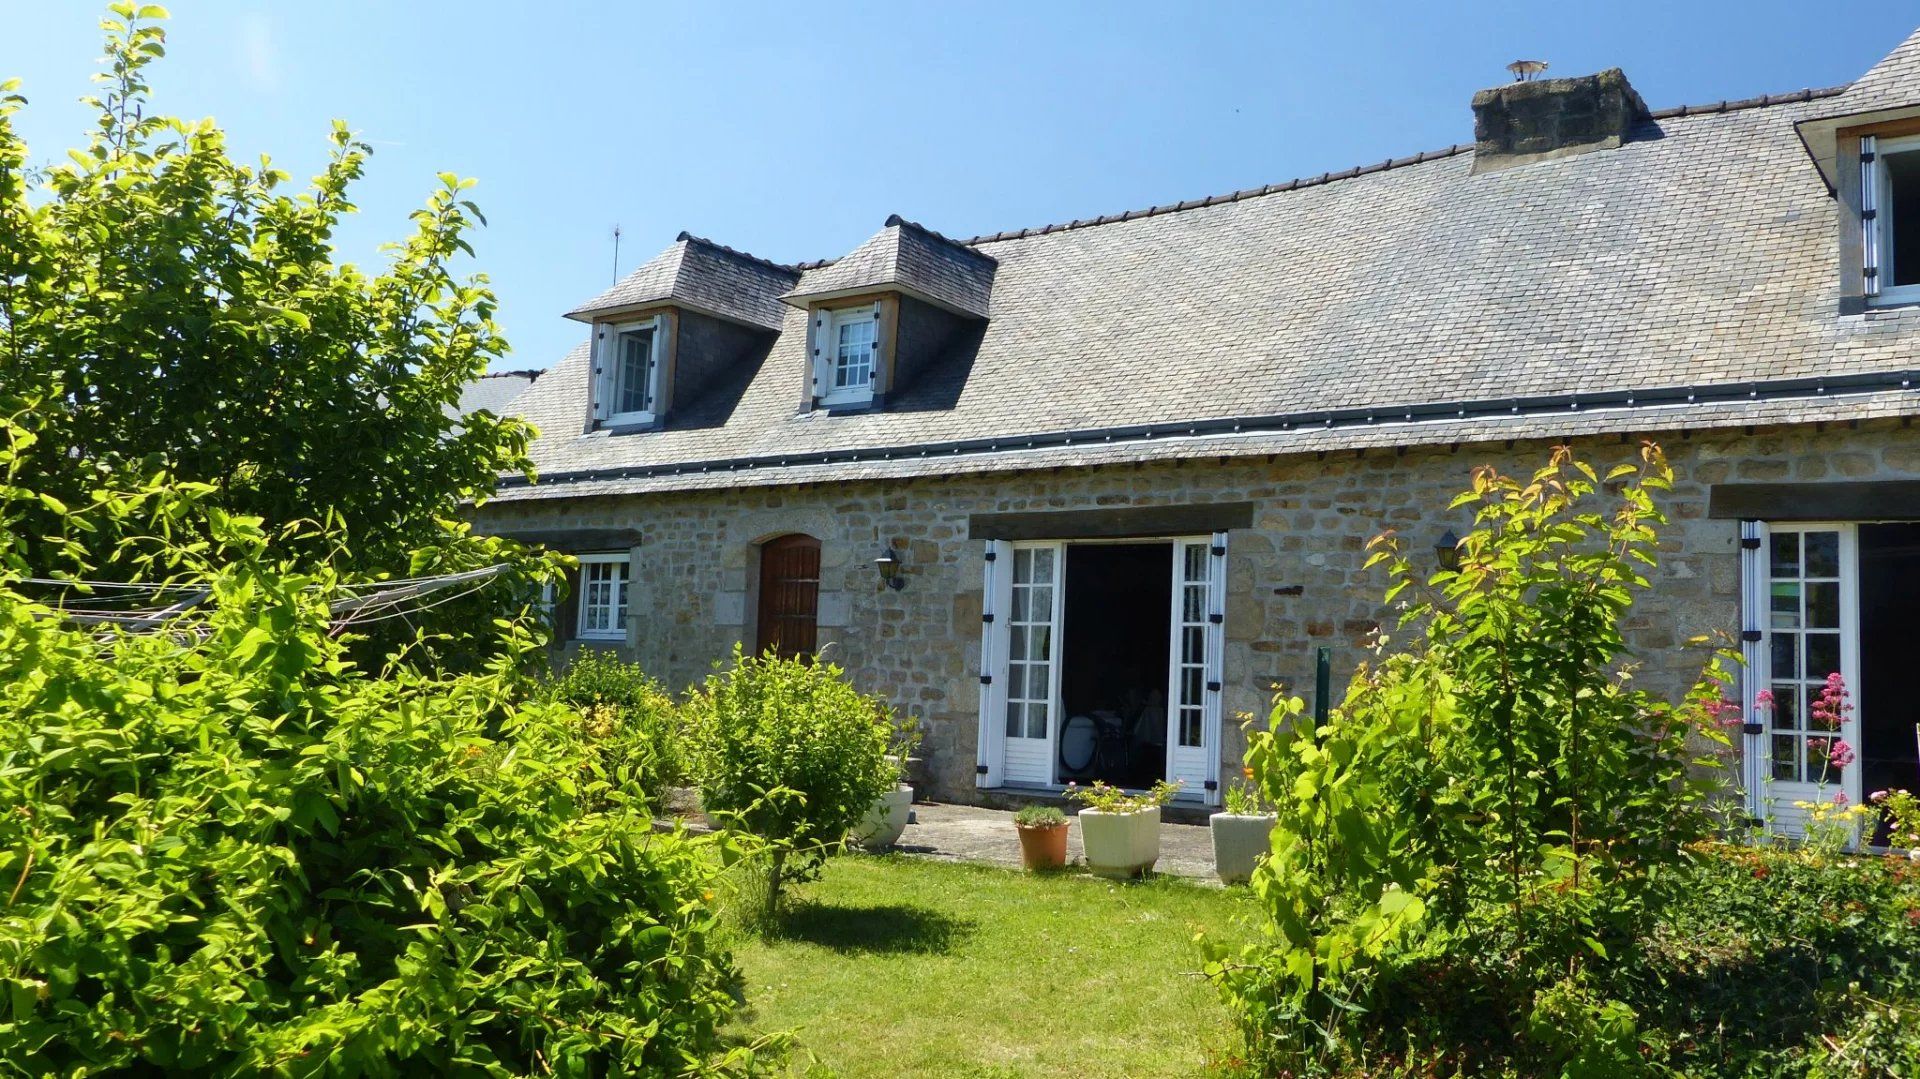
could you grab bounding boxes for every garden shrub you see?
[0,447,750,1073]
[685,648,895,918]
[533,649,689,798]
[1207,444,1741,1075]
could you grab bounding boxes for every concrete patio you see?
[886,801,1218,881]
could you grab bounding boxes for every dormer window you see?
[811,303,881,408]
[592,315,666,427]
[1862,134,1920,305]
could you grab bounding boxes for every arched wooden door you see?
[755,534,821,660]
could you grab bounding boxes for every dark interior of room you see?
[1858,523,1920,845]
[1058,542,1171,789]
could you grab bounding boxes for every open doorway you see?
[1860,523,1920,845]
[1057,543,1171,788]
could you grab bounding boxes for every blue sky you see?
[4,3,1915,371]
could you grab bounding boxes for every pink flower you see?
[1705,697,1743,729]
[1826,739,1856,769]
[1870,790,1889,804]
[1810,673,1853,731]
[1831,790,1849,805]
[1754,690,1776,713]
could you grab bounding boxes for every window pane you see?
[617,330,653,414]
[1009,626,1027,662]
[1031,549,1055,584]
[1027,703,1048,740]
[1772,683,1800,732]
[1010,588,1030,622]
[1769,582,1801,630]
[1181,708,1202,748]
[1771,734,1799,782]
[1804,532,1839,578]
[834,316,875,390]
[1030,586,1052,619]
[1806,581,1840,629]
[1006,700,1023,737]
[1028,625,1050,661]
[1805,633,1841,684]
[1769,533,1799,578]
[1888,149,1920,288]
[1770,631,1797,678]
[1027,663,1049,700]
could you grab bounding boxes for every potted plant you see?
[1068,780,1179,879]
[1013,804,1070,871]
[850,711,922,851]
[1211,770,1276,885]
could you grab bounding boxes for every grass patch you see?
[727,854,1252,1077]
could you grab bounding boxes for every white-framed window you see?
[811,303,880,407]
[1863,133,1920,306]
[576,553,630,641]
[593,316,665,426]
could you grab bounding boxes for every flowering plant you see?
[1065,779,1180,813]
[1792,791,1875,858]
[1223,766,1272,816]
[1870,789,1920,851]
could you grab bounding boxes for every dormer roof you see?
[567,233,799,331]
[781,216,996,319]
[1797,28,1920,188]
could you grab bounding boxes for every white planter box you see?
[849,784,914,850]
[1079,806,1161,879]
[1210,812,1276,885]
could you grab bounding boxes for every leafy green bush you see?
[0,452,747,1073]
[685,648,895,917]
[1207,444,1738,1075]
[534,649,689,797]
[1630,844,1920,1076]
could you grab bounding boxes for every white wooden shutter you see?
[1737,519,1767,827]
[644,313,666,414]
[808,309,830,400]
[976,539,1012,788]
[1203,531,1228,804]
[590,324,610,422]
[1862,135,1882,299]
[869,300,883,390]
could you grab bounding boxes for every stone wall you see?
[473,419,1920,803]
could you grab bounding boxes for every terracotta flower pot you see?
[1016,822,1070,871]
[1079,806,1161,879]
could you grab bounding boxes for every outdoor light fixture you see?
[1435,529,1462,572]
[874,545,906,590]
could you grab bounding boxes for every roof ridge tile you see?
[672,231,803,276]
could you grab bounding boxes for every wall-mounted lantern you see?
[1435,529,1462,572]
[874,545,907,590]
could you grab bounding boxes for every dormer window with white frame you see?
[811,302,881,408]
[592,315,666,426]
[1861,133,1920,306]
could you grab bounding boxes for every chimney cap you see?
[1506,59,1550,82]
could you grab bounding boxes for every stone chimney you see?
[1470,68,1650,174]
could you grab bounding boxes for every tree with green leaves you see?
[1207,443,1739,1076]
[0,5,539,632]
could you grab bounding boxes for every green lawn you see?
[727,855,1254,1077]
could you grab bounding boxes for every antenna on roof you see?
[610,224,622,282]
[1507,59,1549,82]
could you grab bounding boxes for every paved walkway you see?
[888,801,1217,881]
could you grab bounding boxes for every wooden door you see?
[756,535,821,660]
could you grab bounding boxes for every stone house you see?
[473,29,1920,831]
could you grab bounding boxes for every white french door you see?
[1167,534,1226,802]
[975,533,1226,805]
[1743,522,1861,833]
[977,541,1061,788]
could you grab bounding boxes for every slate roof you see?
[452,370,541,419]
[781,216,997,318]
[498,33,1920,503]
[567,234,798,331]
[1825,27,1920,115]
